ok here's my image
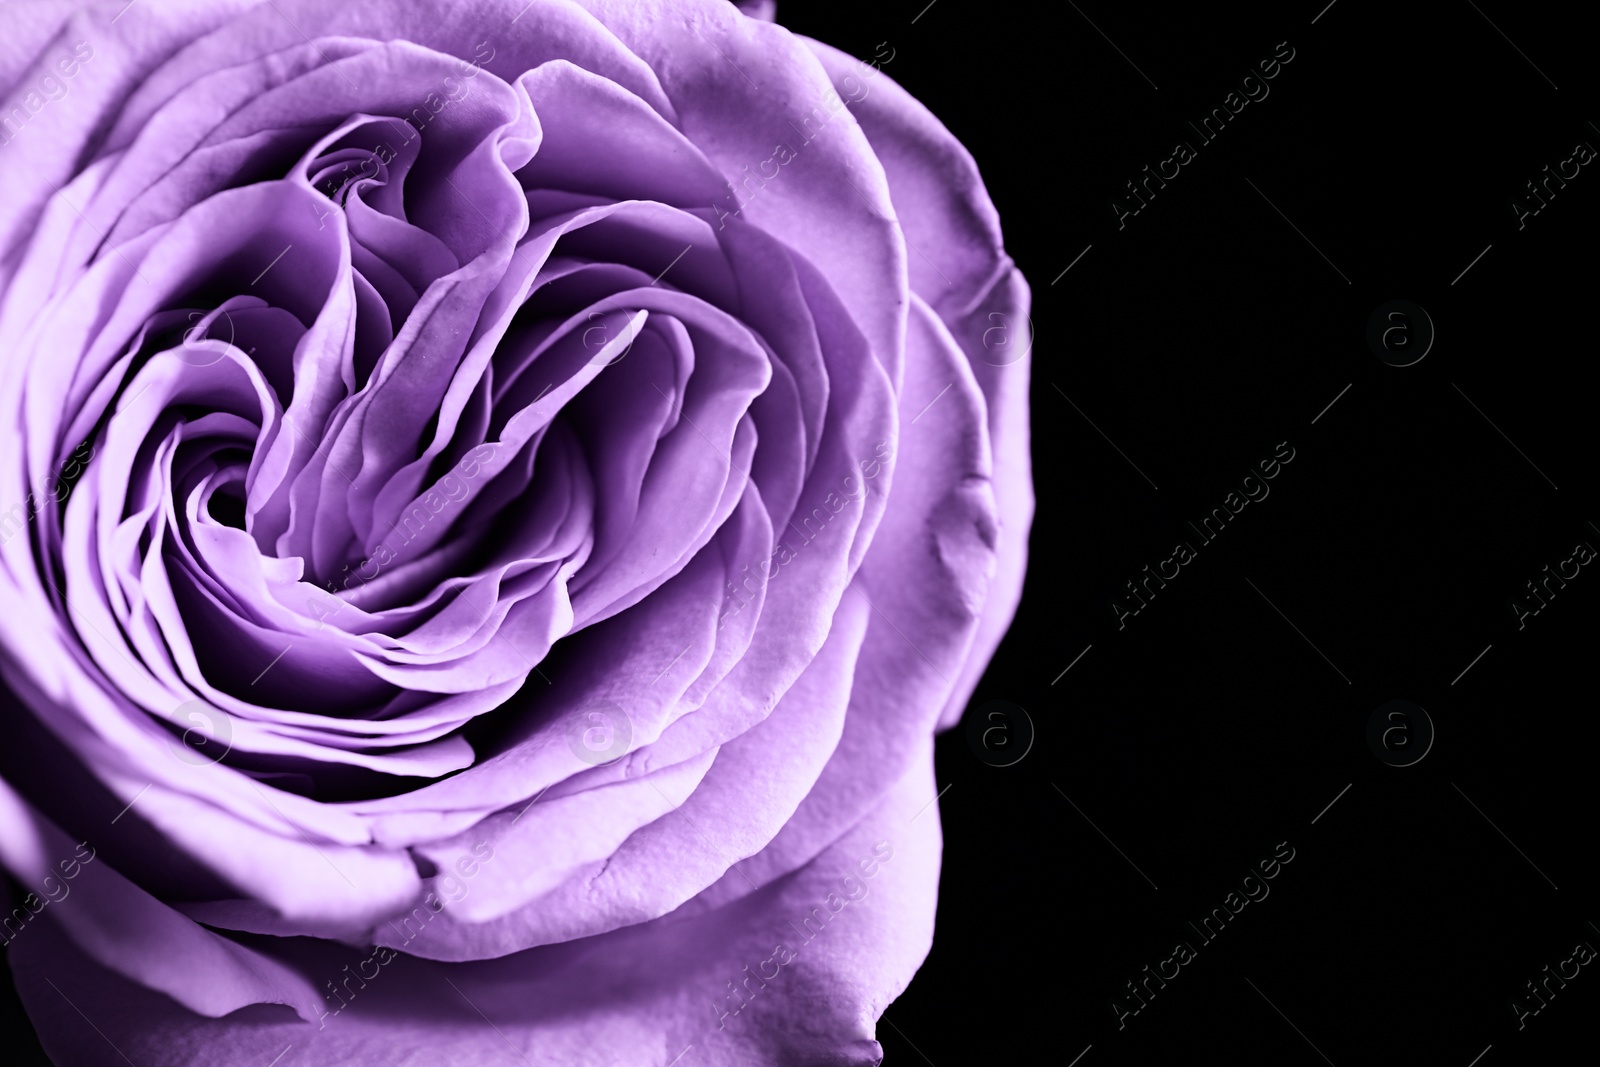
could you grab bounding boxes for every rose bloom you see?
[0,0,1031,1063]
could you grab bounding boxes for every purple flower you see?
[0,1,1031,1062]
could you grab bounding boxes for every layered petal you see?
[11,743,942,1067]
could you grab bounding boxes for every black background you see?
[776,0,1598,1064]
[6,1,1598,1064]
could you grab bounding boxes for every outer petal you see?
[0,0,262,281]
[805,40,1035,729]
[0,777,325,1025]
[689,292,995,915]
[11,741,941,1067]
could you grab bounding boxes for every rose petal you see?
[0,776,325,1024]
[11,738,942,1066]
[807,38,1034,728]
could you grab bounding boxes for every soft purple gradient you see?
[0,1,1031,1062]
